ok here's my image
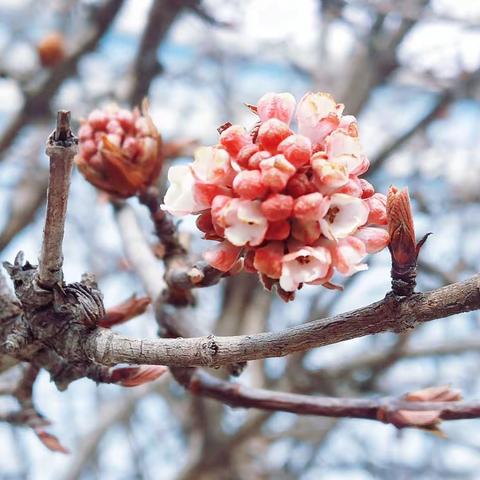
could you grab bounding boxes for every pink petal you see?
[203,241,242,272]
[257,92,296,125]
[354,227,389,253]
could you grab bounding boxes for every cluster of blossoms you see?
[75,101,162,198]
[163,92,390,294]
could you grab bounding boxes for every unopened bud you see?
[386,186,429,296]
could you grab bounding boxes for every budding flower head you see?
[163,92,390,299]
[75,100,162,198]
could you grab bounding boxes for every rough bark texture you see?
[83,275,480,367]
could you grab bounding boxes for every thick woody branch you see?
[84,274,480,368]
[37,111,77,288]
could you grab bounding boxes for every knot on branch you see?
[52,280,105,328]
[198,334,220,367]
[3,252,50,308]
[3,250,105,369]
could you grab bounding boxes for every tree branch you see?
[37,111,77,288]
[370,66,480,173]
[84,274,480,368]
[127,0,192,106]
[177,370,480,426]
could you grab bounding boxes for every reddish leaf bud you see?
[386,186,428,296]
[34,428,69,454]
[377,385,462,435]
[110,365,167,387]
[98,295,151,328]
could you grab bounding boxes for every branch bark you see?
[38,111,77,288]
[84,274,480,368]
[176,369,480,424]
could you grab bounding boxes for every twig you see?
[127,0,188,106]
[85,273,480,368]
[37,111,77,288]
[177,369,480,424]
[137,187,185,261]
[369,67,480,173]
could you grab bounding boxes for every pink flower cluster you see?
[163,92,389,293]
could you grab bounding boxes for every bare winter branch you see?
[38,111,77,288]
[84,274,480,368]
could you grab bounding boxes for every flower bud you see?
[257,92,296,125]
[386,186,428,296]
[76,101,162,198]
[233,170,268,200]
[260,154,296,192]
[277,134,312,168]
[203,241,242,272]
[265,220,290,240]
[366,193,387,225]
[354,227,390,254]
[254,241,284,278]
[293,193,330,221]
[257,119,292,152]
[220,125,251,156]
[261,194,293,222]
[37,32,65,68]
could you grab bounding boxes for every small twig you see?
[37,111,78,288]
[113,202,166,300]
[177,370,480,426]
[137,187,185,260]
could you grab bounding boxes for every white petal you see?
[320,194,369,240]
[162,165,207,216]
[192,146,231,185]
[224,200,268,247]
[279,247,331,291]
[327,130,364,174]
